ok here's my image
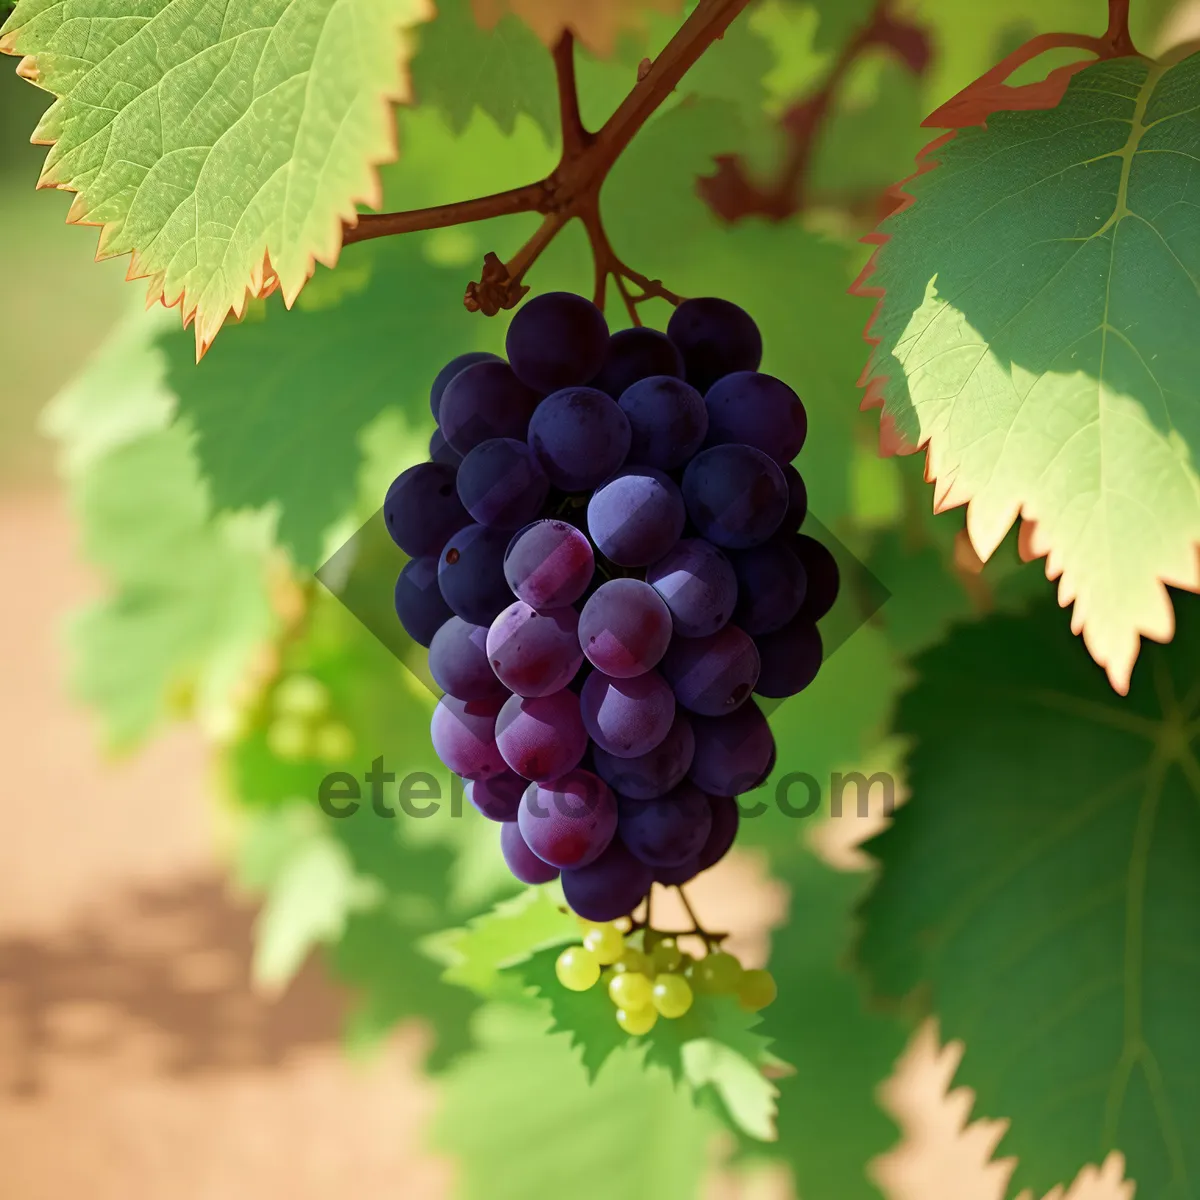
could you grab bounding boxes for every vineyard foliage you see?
[7,0,1200,1197]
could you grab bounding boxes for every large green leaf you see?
[858,593,1200,1198]
[860,53,1200,695]
[1,0,431,355]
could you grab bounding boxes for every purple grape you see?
[590,328,684,400]
[729,540,807,635]
[437,523,514,626]
[487,601,582,697]
[394,557,454,647]
[646,538,737,638]
[617,780,713,868]
[430,427,463,467]
[430,694,507,780]
[578,578,673,678]
[504,519,595,610]
[430,350,503,420]
[655,794,739,883]
[561,836,653,922]
[455,438,549,530]
[428,616,508,702]
[518,768,617,869]
[682,444,787,549]
[580,670,675,759]
[501,821,560,885]
[753,618,823,698]
[383,462,470,558]
[791,534,840,621]
[586,467,685,567]
[618,375,708,470]
[467,771,527,821]
[593,711,695,800]
[660,624,760,716]
[688,701,775,796]
[506,292,609,393]
[704,371,807,466]
[782,463,807,531]
[527,387,631,491]
[440,360,540,456]
[496,689,588,781]
[666,297,762,394]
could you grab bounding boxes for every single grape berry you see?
[609,971,653,1010]
[487,601,582,697]
[615,1004,658,1035]
[582,923,625,965]
[578,578,673,678]
[562,838,653,923]
[586,467,685,567]
[527,386,631,491]
[504,519,595,610]
[737,968,778,1011]
[791,533,840,621]
[437,523,514,627]
[682,445,787,549]
[440,360,540,456]
[430,350,503,420]
[456,438,549,530]
[618,375,708,470]
[580,670,676,759]
[430,694,506,780]
[646,538,737,638]
[617,780,713,868]
[650,937,683,974]
[687,701,775,796]
[753,618,822,698]
[500,821,560,885]
[395,557,454,647]
[507,291,609,393]
[496,689,588,781]
[689,950,743,994]
[666,296,762,394]
[429,616,509,702]
[729,540,807,635]
[703,370,807,466]
[518,769,617,869]
[466,771,527,822]
[660,624,760,715]
[592,710,694,800]
[590,327,684,400]
[384,462,471,558]
[556,945,601,992]
[651,974,693,1018]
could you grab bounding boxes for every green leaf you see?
[432,1003,715,1200]
[859,54,1200,694]
[410,0,558,140]
[1,0,431,355]
[682,1037,779,1144]
[858,592,1200,1198]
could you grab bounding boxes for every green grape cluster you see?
[265,674,356,764]
[554,916,777,1036]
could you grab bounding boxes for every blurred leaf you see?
[1,0,431,355]
[859,593,1200,1198]
[472,0,682,57]
[433,1003,715,1200]
[683,1036,779,1143]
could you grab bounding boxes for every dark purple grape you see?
[791,534,840,621]
[518,768,617,869]
[666,297,762,394]
[430,694,507,780]
[682,444,787,549]
[729,540,807,635]
[646,538,737,638]
[593,711,694,800]
[430,427,463,467]
[430,350,503,420]
[586,467,685,567]
[501,821,560,884]
[504,519,595,610]
[590,328,684,400]
[704,371,807,466]
[580,670,675,759]
[383,462,470,558]
[617,780,712,868]
[428,616,508,702]
[578,578,673,678]
[753,618,822,698]
[437,523,514,626]
[486,601,582,697]
[440,360,540,456]
[617,375,708,471]
[688,701,775,796]
[782,463,807,531]
[394,557,454,647]
[467,771,527,821]
[660,624,760,715]
[527,387,631,491]
[655,794,738,883]
[561,836,652,922]
[496,689,588,781]
[506,291,609,393]
[456,438,549,530]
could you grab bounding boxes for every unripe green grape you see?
[267,716,312,761]
[313,721,355,762]
[616,1004,658,1035]
[614,947,653,977]
[651,973,693,1019]
[556,945,601,992]
[583,924,625,965]
[274,674,330,719]
[650,937,683,974]
[738,968,778,1011]
[642,929,664,953]
[608,971,653,1010]
[690,950,743,994]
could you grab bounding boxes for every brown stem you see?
[343,182,546,246]
[1106,0,1137,56]
[553,32,591,158]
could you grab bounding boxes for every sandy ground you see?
[0,486,1135,1200]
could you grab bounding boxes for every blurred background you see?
[3,3,1194,1192]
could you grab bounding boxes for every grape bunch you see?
[384,291,838,922]
[555,916,777,1036]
